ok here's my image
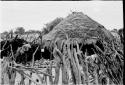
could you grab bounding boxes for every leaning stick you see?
[85,51,89,85]
[32,46,39,67]
[48,53,54,84]
[10,45,14,58]
[31,45,40,85]
[93,44,105,56]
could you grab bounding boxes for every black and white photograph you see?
[0,0,124,85]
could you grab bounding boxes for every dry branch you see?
[14,63,54,77]
[32,46,39,67]
[85,51,89,85]
[53,59,61,84]
[10,66,41,85]
[2,39,7,50]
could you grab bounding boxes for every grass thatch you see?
[42,12,114,43]
[42,12,124,85]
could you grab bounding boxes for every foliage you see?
[25,30,41,34]
[2,31,9,35]
[15,27,25,35]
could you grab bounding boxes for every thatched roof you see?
[42,12,123,84]
[42,12,114,45]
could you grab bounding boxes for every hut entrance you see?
[41,47,54,60]
[81,44,96,56]
[80,40,104,56]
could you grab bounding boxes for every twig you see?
[10,44,16,61]
[1,45,10,52]
[2,39,7,50]
[93,44,105,56]
[10,45,14,57]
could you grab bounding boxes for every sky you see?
[0,1,123,33]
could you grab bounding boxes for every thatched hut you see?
[42,12,123,85]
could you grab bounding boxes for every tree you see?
[2,31,9,35]
[1,31,9,40]
[26,30,36,33]
[15,27,25,35]
[9,30,14,38]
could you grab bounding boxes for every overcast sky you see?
[0,1,123,33]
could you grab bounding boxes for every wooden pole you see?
[67,41,80,84]
[32,46,39,67]
[73,48,81,84]
[85,51,89,85]
[53,59,61,84]
[1,58,10,85]
[61,55,69,84]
